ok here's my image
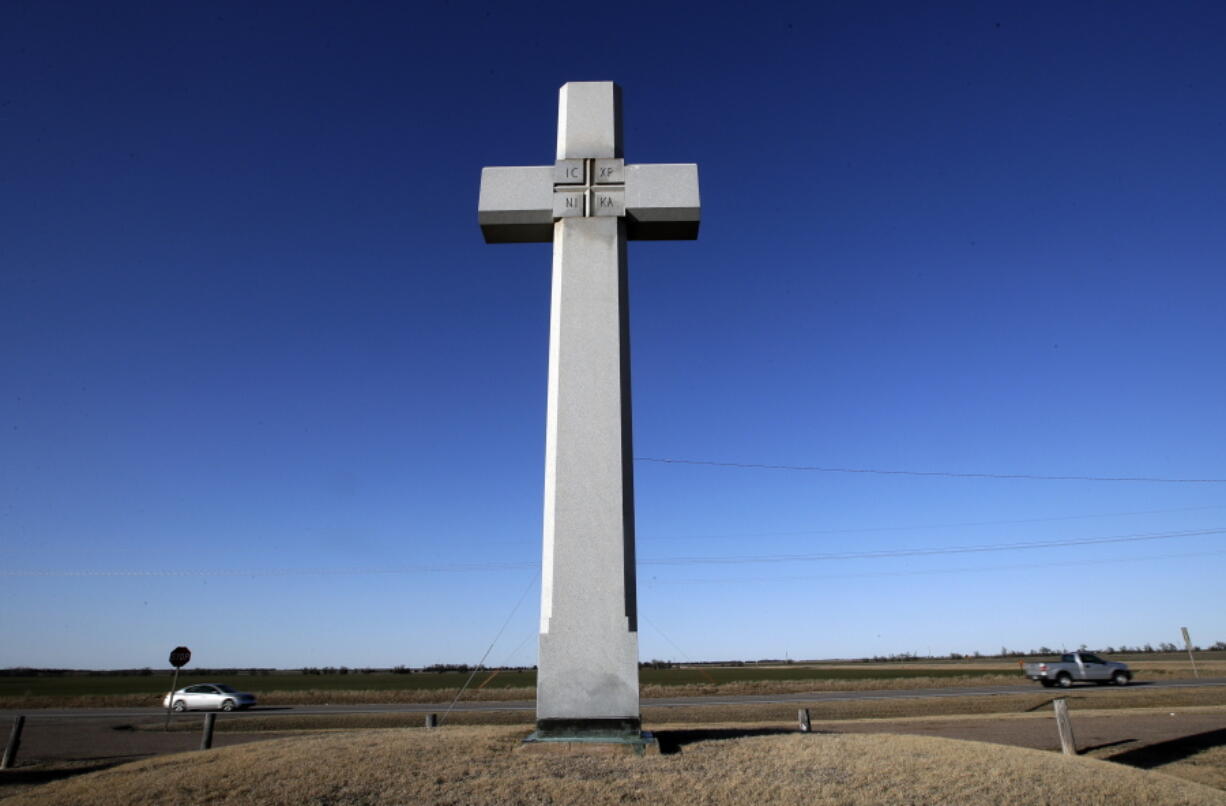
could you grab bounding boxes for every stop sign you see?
[169,646,191,668]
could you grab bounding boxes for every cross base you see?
[523,719,655,755]
[533,717,642,740]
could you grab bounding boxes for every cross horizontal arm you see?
[477,166,554,243]
[624,164,699,240]
[478,163,700,243]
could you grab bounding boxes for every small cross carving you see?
[553,158,625,218]
[478,81,698,244]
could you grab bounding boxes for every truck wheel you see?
[1056,673,1073,688]
[1112,671,1131,686]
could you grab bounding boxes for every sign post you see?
[164,646,192,730]
[1181,627,1199,678]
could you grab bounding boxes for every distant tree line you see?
[302,664,535,675]
[5,640,1224,677]
[0,667,278,677]
[858,641,1226,663]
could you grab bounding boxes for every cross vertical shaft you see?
[537,216,640,735]
[476,81,700,742]
[538,83,639,737]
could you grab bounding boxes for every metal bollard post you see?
[2,716,25,769]
[425,713,438,729]
[1053,698,1076,756]
[200,713,217,751]
[798,708,811,733]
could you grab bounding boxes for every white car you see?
[163,683,256,711]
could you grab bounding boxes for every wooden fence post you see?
[425,713,437,729]
[2,716,25,769]
[1053,698,1076,756]
[200,713,217,751]
[798,708,811,733]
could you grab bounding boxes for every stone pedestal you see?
[518,732,659,755]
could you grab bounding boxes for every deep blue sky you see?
[3,2,1224,669]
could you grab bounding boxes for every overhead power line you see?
[7,527,1220,578]
[638,527,1226,566]
[1,561,537,578]
[635,457,1226,484]
[648,504,1226,542]
[656,548,1226,585]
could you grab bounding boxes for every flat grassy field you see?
[136,684,1221,732]
[0,666,1014,702]
[3,654,1220,707]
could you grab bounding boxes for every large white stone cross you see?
[478,81,700,741]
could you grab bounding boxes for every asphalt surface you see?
[4,677,1224,721]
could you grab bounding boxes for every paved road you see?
[4,677,1223,721]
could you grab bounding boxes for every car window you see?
[1060,654,1073,663]
[1082,654,1103,664]
[186,685,210,693]
[217,685,236,693]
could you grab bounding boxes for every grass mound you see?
[6,726,1225,806]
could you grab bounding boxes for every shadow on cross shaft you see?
[653,727,828,755]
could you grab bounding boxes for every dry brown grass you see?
[243,673,1028,708]
[267,665,1219,703]
[1128,661,1226,672]
[1163,747,1226,791]
[5,725,1224,806]
[639,674,1023,697]
[257,674,1029,705]
[1,676,1030,710]
[821,660,1226,674]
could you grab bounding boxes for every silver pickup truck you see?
[1022,652,1132,687]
